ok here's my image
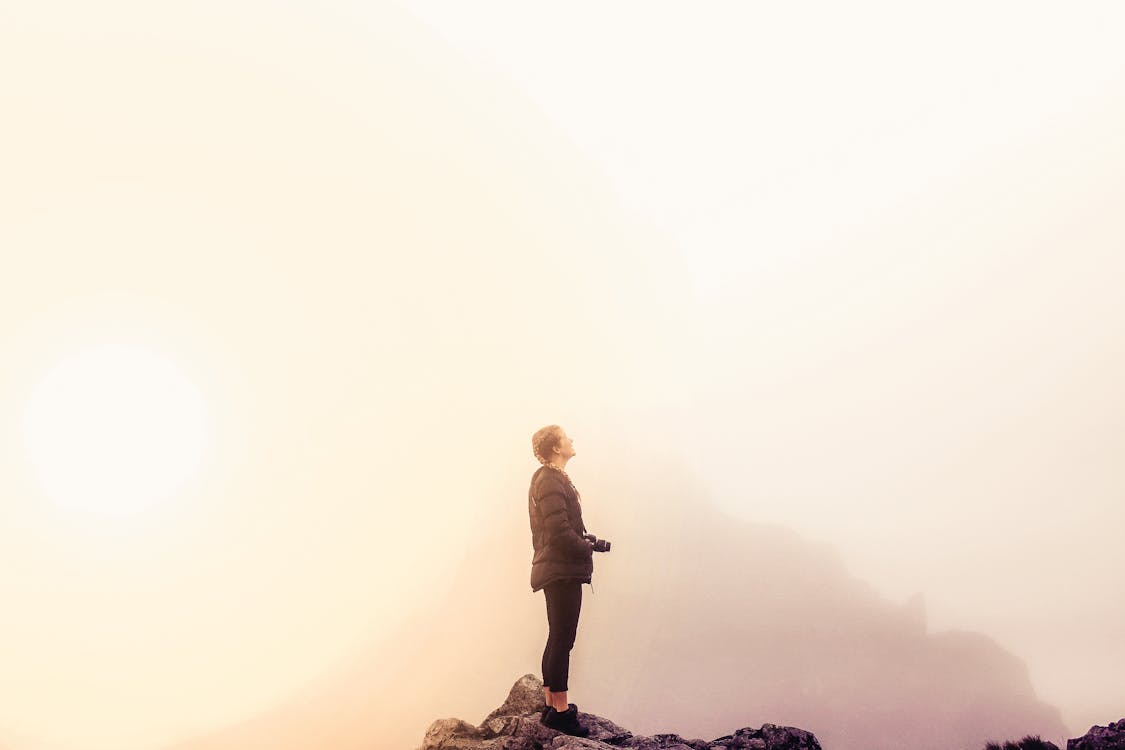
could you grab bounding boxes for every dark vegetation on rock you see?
[981,719,1125,750]
[984,736,1060,750]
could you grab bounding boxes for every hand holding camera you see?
[583,532,611,553]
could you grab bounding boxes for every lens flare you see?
[23,344,210,514]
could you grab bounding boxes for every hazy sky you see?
[2,2,1123,749]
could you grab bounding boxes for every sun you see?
[23,344,211,515]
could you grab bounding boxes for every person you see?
[528,424,595,737]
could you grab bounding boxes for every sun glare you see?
[23,344,210,515]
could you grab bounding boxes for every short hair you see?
[531,425,563,465]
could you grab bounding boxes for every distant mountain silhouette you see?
[571,505,1069,750]
[166,458,1069,750]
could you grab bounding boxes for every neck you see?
[547,457,569,471]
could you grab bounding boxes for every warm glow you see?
[1,3,1122,749]
[23,344,209,514]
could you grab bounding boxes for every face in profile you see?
[553,428,576,461]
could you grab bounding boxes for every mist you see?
[1,2,1123,749]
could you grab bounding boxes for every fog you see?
[1,2,1123,749]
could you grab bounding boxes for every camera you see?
[584,533,611,553]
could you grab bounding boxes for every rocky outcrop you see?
[421,675,822,750]
[1067,720,1125,750]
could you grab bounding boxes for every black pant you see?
[541,580,583,692]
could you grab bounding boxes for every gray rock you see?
[582,712,632,744]
[491,715,561,746]
[627,742,693,750]
[709,724,821,750]
[420,676,821,750]
[1068,720,1125,750]
[552,737,617,750]
[423,718,486,750]
[481,674,547,726]
[627,734,695,750]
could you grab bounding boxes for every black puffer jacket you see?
[528,465,594,592]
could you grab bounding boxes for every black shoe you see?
[541,705,589,737]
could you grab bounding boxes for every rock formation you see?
[1067,719,1125,750]
[421,674,822,750]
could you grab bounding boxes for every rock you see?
[581,712,633,744]
[624,733,713,750]
[1067,719,1125,750]
[712,725,821,750]
[487,715,560,746]
[551,738,614,750]
[423,718,485,750]
[481,674,547,726]
[624,736,691,750]
[420,676,820,750]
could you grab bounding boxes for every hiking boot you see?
[540,705,589,737]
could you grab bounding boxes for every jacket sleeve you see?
[536,479,592,559]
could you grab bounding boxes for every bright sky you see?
[394,0,1125,732]
[1,2,1124,749]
